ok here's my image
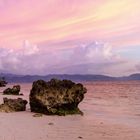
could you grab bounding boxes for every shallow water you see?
[0,81,140,140]
[81,81,140,127]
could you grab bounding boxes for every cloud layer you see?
[0,41,127,75]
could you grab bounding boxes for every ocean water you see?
[82,81,140,126]
[0,81,140,140]
[2,81,140,126]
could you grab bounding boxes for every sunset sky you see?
[0,0,140,76]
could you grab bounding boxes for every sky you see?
[0,0,140,76]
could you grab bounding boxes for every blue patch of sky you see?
[117,45,140,60]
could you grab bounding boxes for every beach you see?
[0,81,140,140]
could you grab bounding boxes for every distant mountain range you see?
[0,73,140,83]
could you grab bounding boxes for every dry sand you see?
[0,81,140,140]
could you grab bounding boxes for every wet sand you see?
[0,81,140,140]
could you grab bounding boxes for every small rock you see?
[3,85,21,95]
[33,113,43,117]
[0,98,28,112]
[0,77,7,87]
[78,136,83,139]
[48,122,54,125]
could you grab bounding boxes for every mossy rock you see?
[3,85,21,95]
[0,98,28,112]
[30,79,87,116]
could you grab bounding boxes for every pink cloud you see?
[0,0,139,49]
[0,41,127,76]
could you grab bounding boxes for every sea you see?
[0,81,140,140]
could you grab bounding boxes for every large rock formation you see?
[0,98,28,112]
[30,79,87,115]
[3,85,21,95]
